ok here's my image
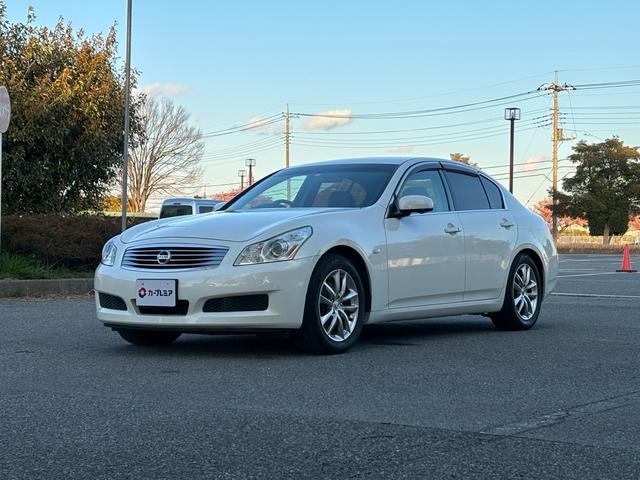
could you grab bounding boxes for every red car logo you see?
[138,287,147,298]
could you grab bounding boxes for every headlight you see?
[101,238,118,266]
[235,226,313,266]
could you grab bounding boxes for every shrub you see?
[2,214,154,270]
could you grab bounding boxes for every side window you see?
[444,171,490,211]
[398,170,449,212]
[198,206,214,214]
[480,176,504,209]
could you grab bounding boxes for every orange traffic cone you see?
[616,244,637,273]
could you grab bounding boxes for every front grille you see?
[122,244,229,270]
[138,300,190,315]
[203,294,269,313]
[98,292,127,311]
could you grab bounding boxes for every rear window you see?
[480,176,504,209]
[444,171,490,211]
[159,205,193,218]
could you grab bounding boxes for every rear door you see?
[442,169,517,301]
[385,167,466,308]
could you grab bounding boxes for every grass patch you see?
[0,253,93,280]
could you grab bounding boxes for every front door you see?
[385,168,466,308]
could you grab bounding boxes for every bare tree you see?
[126,96,204,212]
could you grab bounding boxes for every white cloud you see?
[386,145,414,154]
[303,108,353,131]
[522,154,549,172]
[138,82,188,97]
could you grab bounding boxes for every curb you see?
[0,278,94,297]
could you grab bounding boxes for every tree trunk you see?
[603,222,610,245]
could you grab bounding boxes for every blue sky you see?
[5,0,640,205]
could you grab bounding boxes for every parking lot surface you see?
[2,254,640,479]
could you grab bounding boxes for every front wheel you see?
[116,329,181,346]
[490,254,542,331]
[296,254,366,354]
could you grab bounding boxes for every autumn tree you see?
[449,152,478,167]
[0,4,132,213]
[214,186,243,202]
[531,197,588,233]
[556,138,640,244]
[125,96,203,212]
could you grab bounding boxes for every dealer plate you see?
[135,279,177,307]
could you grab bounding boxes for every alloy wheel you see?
[318,269,359,342]
[512,263,538,321]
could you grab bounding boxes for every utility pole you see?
[121,0,133,232]
[245,158,256,186]
[538,73,575,241]
[238,169,247,190]
[504,107,521,194]
[285,104,290,168]
[284,104,292,199]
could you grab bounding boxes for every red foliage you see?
[530,197,588,232]
[214,186,243,202]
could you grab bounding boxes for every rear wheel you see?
[296,254,366,354]
[116,329,181,346]
[490,254,541,331]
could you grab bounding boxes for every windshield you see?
[226,163,398,211]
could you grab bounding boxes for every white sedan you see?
[95,157,558,354]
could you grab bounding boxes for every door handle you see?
[500,218,515,229]
[444,223,461,235]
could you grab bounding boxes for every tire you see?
[296,254,366,354]
[116,329,181,346]
[490,254,542,331]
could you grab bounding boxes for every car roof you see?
[290,156,481,173]
[161,197,223,205]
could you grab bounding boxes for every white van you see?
[159,198,224,219]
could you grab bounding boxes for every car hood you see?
[120,208,339,244]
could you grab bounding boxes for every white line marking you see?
[557,272,624,278]
[552,292,640,299]
[560,258,622,262]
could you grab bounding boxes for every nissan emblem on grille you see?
[121,245,229,270]
[156,250,171,264]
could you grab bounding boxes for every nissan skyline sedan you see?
[95,157,558,354]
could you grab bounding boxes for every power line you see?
[200,114,284,138]
[573,79,640,90]
[289,71,554,107]
[295,110,550,136]
[292,90,545,120]
[292,125,542,150]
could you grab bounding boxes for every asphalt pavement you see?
[1,254,640,479]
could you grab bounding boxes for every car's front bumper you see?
[94,256,317,331]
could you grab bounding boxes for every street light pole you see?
[121,0,132,232]
[245,158,256,186]
[504,107,521,194]
[238,169,247,190]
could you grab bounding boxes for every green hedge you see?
[2,215,154,270]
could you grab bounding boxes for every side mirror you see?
[394,195,434,217]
